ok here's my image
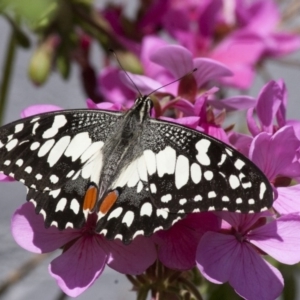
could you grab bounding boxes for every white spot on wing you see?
[144,150,156,175]
[55,198,67,212]
[133,230,145,239]
[65,222,74,229]
[195,139,211,166]
[236,198,243,204]
[42,115,67,139]
[6,139,18,151]
[25,166,32,174]
[122,211,134,227]
[47,136,71,167]
[156,208,168,219]
[65,132,92,162]
[248,199,255,205]
[49,189,61,198]
[4,160,10,166]
[179,198,187,205]
[15,123,24,133]
[16,159,23,167]
[107,207,123,220]
[175,155,189,189]
[70,199,80,214]
[137,181,143,193]
[229,174,240,189]
[150,183,157,193]
[204,170,213,181]
[161,194,172,203]
[140,202,152,216]
[234,159,245,170]
[222,196,229,202]
[156,146,176,177]
[191,163,201,184]
[32,122,39,135]
[50,174,59,184]
[137,156,148,181]
[259,182,267,200]
[35,173,42,180]
[80,141,104,163]
[208,191,216,198]
[30,142,40,151]
[218,154,227,166]
[194,195,202,201]
[38,139,55,157]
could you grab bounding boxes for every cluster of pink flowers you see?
[3,0,300,299]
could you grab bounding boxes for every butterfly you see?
[0,96,273,243]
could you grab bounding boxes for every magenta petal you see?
[196,232,240,283]
[228,132,253,157]
[157,212,219,270]
[49,236,107,297]
[160,116,200,129]
[249,214,300,264]
[193,58,233,87]
[11,202,79,253]
[247,107,262,136]
[21,105,62,118]
[250,126,300,179]
[256,80,282,130]
[274,185,300,214]
[150,45,194,78]
[229,243,283,300]
[102,236,156,275]
[208,96,256,111]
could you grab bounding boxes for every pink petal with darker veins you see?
[228,132,252,157]
[274,185,300,214]
[11,202,78,253]
[21,104,62,118]
[197,232,283,300]
[49,236,107,297]
[249,214,300,264]
[103,236,156,275]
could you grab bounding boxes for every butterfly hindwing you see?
[141,119,273,214]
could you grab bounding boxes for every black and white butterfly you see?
[0,96,273,243]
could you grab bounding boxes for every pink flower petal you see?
[156,212,219,270]
[249,214,300,264]
[256,80,282,131]
[197,232,283,300]
[229,243,283,300]
[159,116,200,129]
[150,45,194,78]
[11,202,79,253]
[274,185,300,214]
[103,236,156,275]
[228,132,253,157]
[193,58,233,87]
[208,96,256,111]
[21,105,62,118]
[49,236,107,297]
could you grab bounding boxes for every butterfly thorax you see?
[97,96,152,201]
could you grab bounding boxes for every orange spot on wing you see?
[83,186,98,211]
[99,190,119,214]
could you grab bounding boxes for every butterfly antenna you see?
[109,49,143,98]
[147,68,198,97]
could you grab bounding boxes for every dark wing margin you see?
[140,118,273,214]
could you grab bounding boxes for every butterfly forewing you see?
[0,110,121,190]
[142,119,273,214]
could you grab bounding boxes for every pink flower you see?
[154,212,220,270]
[196,212,300,300]
[12,202,156,297]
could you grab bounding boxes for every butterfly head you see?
[132,96,153,123]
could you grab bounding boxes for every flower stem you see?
[0,27,17,125]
